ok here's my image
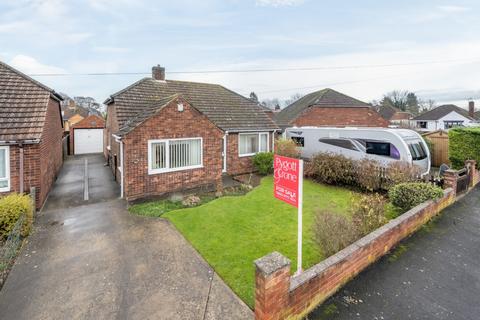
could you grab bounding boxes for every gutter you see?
[223,131,228,173]
[113,134,124,199]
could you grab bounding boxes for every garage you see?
[74,128,104,154]
[70,115,105,155]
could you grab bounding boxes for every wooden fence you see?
[423,130,449,167]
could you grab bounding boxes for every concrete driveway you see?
[0,154,252,320]
[310,186,480,320]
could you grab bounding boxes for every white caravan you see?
[285,127,431,175]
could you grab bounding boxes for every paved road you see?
[309,186,480,320]
[0,155,252,320]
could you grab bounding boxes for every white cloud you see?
[9,55,65,74]
[255,0,304,7]
[92,46,130,53]
[437,5,470,13]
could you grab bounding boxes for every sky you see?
[1,0,479,109]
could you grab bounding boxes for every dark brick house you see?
[0,61,64,209]
[104,66,278,201]
[274,88,389,129]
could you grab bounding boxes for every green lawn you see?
[163,177,358,308]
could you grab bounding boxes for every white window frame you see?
[148,137,203,175]
[0,146,10,192]
[238,132,269,157]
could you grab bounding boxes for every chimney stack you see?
[152,65,165,81]
[469,100,475,118]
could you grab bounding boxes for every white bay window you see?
[0,146,10,192]
[239,132,269,157]
[148,138,203,174]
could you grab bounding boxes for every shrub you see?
[388,182,444,211]
[307,153,356,185]
[275,138,301,158]
[449,127,480,169]
[355,158,383,192]
[384,161,421,189]
[253,152,274,175]
[313,211,358,257]
[0,194,33,239]
[352,194,387,236]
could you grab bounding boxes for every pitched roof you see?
[116,95,179,136]
[0,61,62,141]
[274,88,370,126]
[414,104,475,121]
[72,114,105,129]
[376,104,398,120]
[475,110,480,120]
[105,78,278,132]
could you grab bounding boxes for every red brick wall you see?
[70,114,105,154]
[104,104,120,180]
[255,187,457,320]
[226,133,274,176]
[38,98,64,208]
[293,107,389,127]
[122,97,224,201]
[3,98,63,209]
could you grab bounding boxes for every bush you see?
[307,153,356,185]
[449,127,480,169]
[253,152,274,175]
[0,194,33,239]
[352,194,387,236]
[384,161,421,189]
[306,153,421,191]
[313,211,358,257]
[355,158,383,192]
[275,138,301,158]
[388,182,444,211]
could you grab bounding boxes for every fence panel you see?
[424,132,449,167]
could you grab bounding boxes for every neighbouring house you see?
[274,88,389,130]
[0,61,64,209]
[70,114,105,155]
[104,65,278,201]
[412,102,478,132]
[63,113,84,133]
[376,104,413,127]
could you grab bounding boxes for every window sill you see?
[0,187,11,193]
[148,165,204,175]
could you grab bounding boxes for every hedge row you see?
[449,127,480,169]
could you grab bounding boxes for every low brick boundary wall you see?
[254,188,456,320]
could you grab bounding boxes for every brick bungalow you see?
[376,103,413,127]
[104,66,278,201]
[274,88,389,130]
[0,61,64,209]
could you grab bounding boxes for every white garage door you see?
[74,129,104,154]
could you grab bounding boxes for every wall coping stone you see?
[254,251,291,276]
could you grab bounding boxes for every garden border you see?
[254,160,479,320]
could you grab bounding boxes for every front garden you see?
[129,139,445,308]
[131,176,400,307]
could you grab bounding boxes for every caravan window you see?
[365,141,390,156]
[319,138,359,151]
[408,142,427,160]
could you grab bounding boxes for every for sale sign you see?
[274,155,302,207]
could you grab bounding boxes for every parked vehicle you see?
[285,127,431,175]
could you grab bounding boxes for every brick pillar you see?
[465,160,477,188]
[254,252,291,320]
[443,169,458,194]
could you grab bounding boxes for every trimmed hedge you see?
[0,193,33,239]
[388,182,444,211]
[449,127,480,169]
[253,152,274,175]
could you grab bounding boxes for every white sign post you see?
[273,155,304,275]
[296,159,303,275]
